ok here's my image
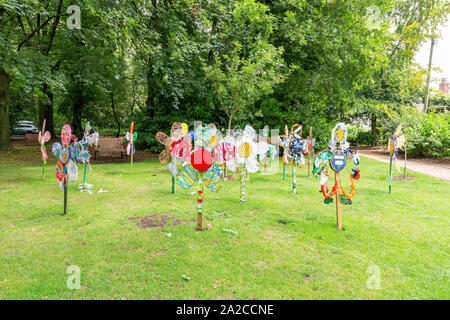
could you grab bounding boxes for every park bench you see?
[93,137,127,160]
[25,134,39,146]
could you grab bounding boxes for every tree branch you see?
[44,0,64,56]
[17,15,58,51]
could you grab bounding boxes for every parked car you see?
[12,121,39,135]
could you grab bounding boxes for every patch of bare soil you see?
[129,214,185,230]
[225,174,238,181]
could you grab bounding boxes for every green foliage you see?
[2,0,450,157]
[347,125,376,146]
[404,111,450,157]
[379,106,449,157]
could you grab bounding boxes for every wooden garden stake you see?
[63,184,68,215]
[196,172,204,231]
[335,171,342,230]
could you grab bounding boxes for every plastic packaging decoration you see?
[74,122,99,186]
[388,125,406,172]
[38,119,51,180]
[176,124,232,231]
[51,125,78,189]
[125,122,138,170]
[256,126,278,164]
[278,123,314,193]
[223,125,259,203]
[156,122,192,193]
[313,123,360,205]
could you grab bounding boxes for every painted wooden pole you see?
[224,162,227,181]
[171,175,175,194]
[389,154,393,194]
[197,172,204,231]
[63,184,68,215]
[240,166,246,203]
[335,171,342,230]
[130,143,133,173]
[283,164,286,181]
[292,165,297,194]
[42,143,46,180]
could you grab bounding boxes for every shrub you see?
[380,107,449,158]
[347,125,375,146]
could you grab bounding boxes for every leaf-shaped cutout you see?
[43,131,51,142]
[156,132,169,145]
[158,149,170,163]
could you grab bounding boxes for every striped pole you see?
[292,164,297,194]
[240,166,246,203]
[197,172,204,231]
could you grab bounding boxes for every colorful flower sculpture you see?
[125,122,137,170]
[278,124,314,193]
[228,125,260,203]
[38,119,51,180]
[313,123,360,206]
[213,136,236,179]
[387,125,406,193]
[51,125,78,214]
[156,122,192,193]
[76,122,99,187]
[256,125,278,172]
[177,124,229,230]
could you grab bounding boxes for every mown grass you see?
[0,144,448,299]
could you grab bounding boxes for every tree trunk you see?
[145,55,155,118]
[0,69,12,150]
[37,83,54,135]
[371,113,377,146]
[227,112,233,132]
[111,92,121,137]
[72,88,83,138]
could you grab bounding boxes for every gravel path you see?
[359,150,450,181]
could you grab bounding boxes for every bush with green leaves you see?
[347,125,375,146]
[380,106,449,158]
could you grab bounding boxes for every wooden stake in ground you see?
[63,184,68,215]
[335,170,342,230]
[197,172,204,231]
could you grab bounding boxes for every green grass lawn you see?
[0,144,449,299]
